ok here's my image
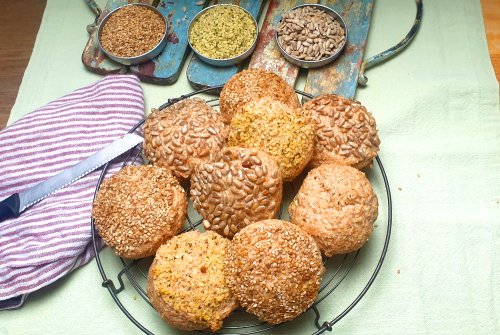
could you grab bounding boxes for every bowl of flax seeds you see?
[98,4,168,65]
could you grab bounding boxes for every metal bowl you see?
[188,4,258,67]
[275,4,347,69]
[97,4,168,66]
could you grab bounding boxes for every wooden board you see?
[130,0,206,84]
[303,0,374,98]
[186,0,266,90]
[82,0,151,76]
[82,0,204,84]
[248,0,319,87]
[82,0,375,98]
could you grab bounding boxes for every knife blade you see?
[0,133,143,223]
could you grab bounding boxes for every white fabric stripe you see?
[0,128,134,155]
[40,77,142,107]
[0,136,132,171]
[1,211,91,236]
[16,96,144,120]
[0,116,139,145]
[0,227,90,255]
[0,131,130,169]
[0,259,75,298]
[3,240,89,266]
[0,124,136,148]
[3,239,89,263]
[40,88,143,108]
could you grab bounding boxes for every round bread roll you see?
[288,164,378,256]
[228,97,314,181]
[190,147,282,238]
[148,231,238,332]
[302,94,380,169]
[92,165,186,259]
[225,219,325,324]
[143,98,227,180]
[219,68,300,124]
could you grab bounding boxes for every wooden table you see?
[0,0,498,130]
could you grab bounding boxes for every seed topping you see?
[190,147,282,238]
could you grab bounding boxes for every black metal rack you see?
[91,88,392,335]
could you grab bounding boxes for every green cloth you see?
[2,0,499,334]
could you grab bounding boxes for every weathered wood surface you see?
[186,0,266,90]
[303,0,374,99]
[82,0,152,76]
[82,0,204,84]
[248,0,318,87]
[130,0,206,84]
[82,0,375,97]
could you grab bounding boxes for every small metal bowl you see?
[188,4,258,67]
[275,4,347,69]
[97,4,168,66]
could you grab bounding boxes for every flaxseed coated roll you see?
[92,165,186,259]
[224,219,324,324]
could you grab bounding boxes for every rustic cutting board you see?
[248,0,319,88]
[186,0,266,90]
[303,0,374,98]
[82,0,206,84]
[82,0,374,98]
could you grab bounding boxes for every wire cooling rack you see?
[91,87,392,335]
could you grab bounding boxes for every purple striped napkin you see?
[0,75,145,309]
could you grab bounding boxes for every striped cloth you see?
[0,75,145,309]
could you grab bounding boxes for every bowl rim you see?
[274,3,348,66]
[187,4,259,63]
[97,3,169,63]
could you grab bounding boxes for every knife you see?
[0,133,143,223]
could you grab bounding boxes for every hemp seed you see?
[189,5,257,60]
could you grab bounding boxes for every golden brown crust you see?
[219,69,300,124]
[288,164,378,256]
[224,220,325,324]
[148,231,238,331]
[143,98,228,180]
[302,94,380,169]
[228,97,314,182]
[92,165,186,259]
[190,147,282,239]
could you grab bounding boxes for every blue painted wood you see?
[186,0,265,90]
[304,0,374,99]
[129,0,205,84]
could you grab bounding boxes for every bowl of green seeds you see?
[188,4,258,67]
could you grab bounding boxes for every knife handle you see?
[0,194,21,223]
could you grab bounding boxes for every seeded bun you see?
[228,97,314,182]
[302,94,380,169]
[219,68,300,124]
[143,98,227,180]
[148,231,237,332]
[225,219,325,324]
[190,147,282,238]
[288,164,378,256]
[92,165,186,259]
